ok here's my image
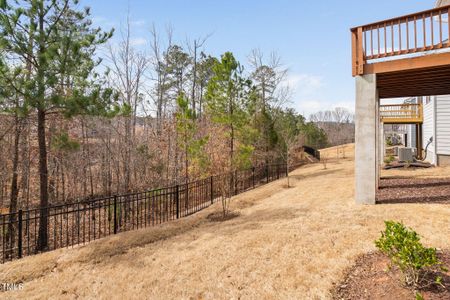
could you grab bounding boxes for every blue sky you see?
[83,0,433,117]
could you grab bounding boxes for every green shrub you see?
[415,292,424,300]
[386,138,393,146]
[384,155,395,165]
[375,221,447,289]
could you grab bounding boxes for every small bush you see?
[375,221,447,289]
[384,155,395,165]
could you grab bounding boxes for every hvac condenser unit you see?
[393,147,399,156]
[399,148,414,162]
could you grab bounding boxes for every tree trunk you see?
[199,82,204,118]
[124,117,131,192]
[184,125,189,183]
[6,116,21,258]
[25,127,31,209]
[191,42,197,114]
[229,94,234,168]
[37,108,49,251]
[36,2,49,252]
[286,152,290,188]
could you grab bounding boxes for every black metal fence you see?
[0,163,294,264]
[303,146,321,160]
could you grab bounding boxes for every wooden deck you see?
[380,103,423,124]
[351,5,450,98]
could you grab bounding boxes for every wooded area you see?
[0,0,353,251]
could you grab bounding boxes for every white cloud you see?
[296,100,323,114]
[284,73,354,118]
[283,73,323,96]
[91,16,115,27]
[130,38,147,46]
[131,20,146,27]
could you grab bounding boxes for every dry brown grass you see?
[319,143,355,163]
[1,143,449,299]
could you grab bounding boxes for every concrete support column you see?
[355,74,379,204]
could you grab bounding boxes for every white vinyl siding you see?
[422,99,436,164]
[435,95,450,155]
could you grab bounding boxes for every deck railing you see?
[352,5,450,75]
[380,103,423,123]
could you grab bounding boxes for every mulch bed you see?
[384,162,433,170]
[377,178,450,204]
[332,251,450,300]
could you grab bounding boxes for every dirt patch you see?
[281,184,295,189]
[206,211,240,222]
[377,178,450,204]
[332,251,450,300]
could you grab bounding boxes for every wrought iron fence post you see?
[176,185,180,219]
[210,176,214,204]
[266,164,269,183]
[234,170,238,195]
[185,183,189,215]
[113,195,118,234]
[18,210,23,259]
[277,164,280,179]
[252,167,255,189]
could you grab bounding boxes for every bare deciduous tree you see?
[107,14,148,192]
[310,107,355,147]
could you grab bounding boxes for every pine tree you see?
[0,0,115,251]
[195,53,217,117]
[205,52,254,171]
[175,93,209,182]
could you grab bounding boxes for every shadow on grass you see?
[289,168,342,181]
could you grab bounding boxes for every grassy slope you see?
[1,144,449,299]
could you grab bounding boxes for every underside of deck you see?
[376,60,450,98]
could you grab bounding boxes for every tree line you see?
[0,0,333,250]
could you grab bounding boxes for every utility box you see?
[393,147,399,156]
[399,147,414,162]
